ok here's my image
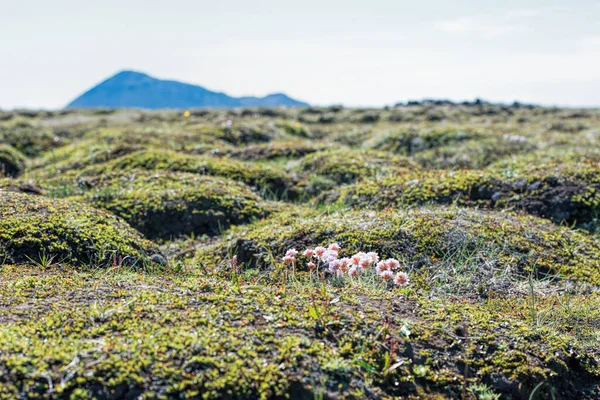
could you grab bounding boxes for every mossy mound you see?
[197,207,600,290]
[411,136,537,169]
[85,149,298,198]
[0,191,158,267]
[339,156,600,230]
[0,120,61,157]
[369,127,484,155]
[211,122,278,145]
[297,149,417,185]
[226,140,327,161]
[0,178,43,195]
[78,170,272,239]
[31,138,144,173]
[0,144,26,177]
[291,149,416,198]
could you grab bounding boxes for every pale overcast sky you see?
[1,0,599,109]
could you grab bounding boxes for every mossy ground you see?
[1,105,599,399]
[0,191,158,267]
[0,144,26,177]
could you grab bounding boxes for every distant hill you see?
[66,70,309,109]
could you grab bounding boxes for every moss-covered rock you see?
[369,127,484,155]
[226,140,327,161]
[0,191,158,267]
[31,138,144,173]
[211,123,277,145]
[339,155,600,230]
[297,149,417,185]
[0,120,61,157]
[78,170,272,239]
[411,136,537,169]
[196,207,600,288]
[0,144,26,177]
[83,149,298,198]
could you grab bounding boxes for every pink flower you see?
[348,266,359,277]
[394,272,409,286]
[338,258,350,272]
[380,270,394,281]
[375,260,389,275]
[359,258,372,270]
[328,243,340,253]
[322,251,338,263]
[350,254,362,266]
[367,252,379,264]
[282,255,295,264]
[285,248,299,257]
[328,259,341,273]
[387,258,400,270]
[307,261,316,270]
[314,246,326,258]
[303,249,315,258]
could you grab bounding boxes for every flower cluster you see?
[282,243,409,286]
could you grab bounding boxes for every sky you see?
[1,0,600,109]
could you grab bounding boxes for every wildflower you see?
[366,252,379,264]
[314,246,326,258]
[303,249,315,258]
[380,270,394,281]
[348,266,359,277]
[322,250,338,263]
[328,243,341,253]
[387,258,400,270]
[359,258,371,270]
[350,254,362,266]
[338,258,350,273]
[285,248,299,257]
[328,259,341,273]
[375,260,389,275]
[282,255,295,264]
[307,261,316,270]
[394,272,410,287]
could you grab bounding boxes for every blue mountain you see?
[67,70,308,109]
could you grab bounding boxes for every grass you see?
[0,104,599,399]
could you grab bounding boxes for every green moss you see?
[0,120,61,157]
[2,106,600,399]
[0,266,597,399]
[297,149,417,185]
[226,140,327,161]
[83,149,297,199]
[369,127,484,155]
[31,138,144,173]
[211,123,277,145]
[196,206,600,287]
[0,144,26,177]
[0,191,158,267]
[339,155,600,230]
[412,136,537,169]
[78,170,272,239]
